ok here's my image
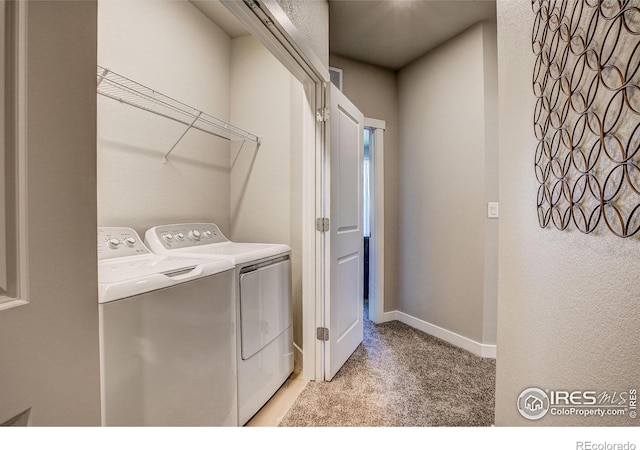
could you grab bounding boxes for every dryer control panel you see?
[147,223,229,250]
[98,227,151,260]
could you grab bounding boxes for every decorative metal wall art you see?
[532,0,640,237]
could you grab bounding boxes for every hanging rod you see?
[96,65,261,162]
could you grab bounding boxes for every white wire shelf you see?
[97,65,261,162]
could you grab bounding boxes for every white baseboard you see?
[383,310,496,359]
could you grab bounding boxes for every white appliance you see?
[97,227,237,426]
[144,223,293,426]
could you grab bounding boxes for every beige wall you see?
[97,1,232,236]
[397,23,498,345]
[229,35,304,350]
[0,1,101,425]
[98,1,305,351]
[495,0,640,425]
[328,54,399,312]
[331,24,498,344]
[482,21,499,345]
[230,36,291,244]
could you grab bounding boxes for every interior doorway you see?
[363,119,385,324]
[363,129,371,302]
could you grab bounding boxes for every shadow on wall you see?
[230,138,261,227]
[99,138,230,172]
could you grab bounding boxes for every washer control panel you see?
[149,223,228,249]
[98,227,150,260]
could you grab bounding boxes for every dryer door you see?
[239,258,292,360]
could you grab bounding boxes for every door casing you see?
[222,0,329,381]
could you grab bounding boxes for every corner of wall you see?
[396,24,489,345]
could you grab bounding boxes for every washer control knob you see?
[204,230,212,238]
[163,234,174,242]
[190,229,201,240]
[108,238,120,249]
[124,237,136,247]
[176,233,185,240]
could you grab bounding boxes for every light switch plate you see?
[488,202,499,218]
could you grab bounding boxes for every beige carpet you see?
[279,304,496,427]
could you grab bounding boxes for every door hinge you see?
[316,217,330,232]
[317,327,329,341]
[316,108,330,122]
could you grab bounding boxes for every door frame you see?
[221,0,328,381]
[364,118,385,324]
[0,0,29,312]
[226,2,389,380]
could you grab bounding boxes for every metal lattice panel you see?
[532,0,640,237]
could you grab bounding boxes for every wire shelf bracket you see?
[96,65,262,163]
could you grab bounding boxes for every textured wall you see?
[276,0,329,69]
[397,23,497,345]
[97,1,232,236]
[495,0,640,425]
[98,0,303,357]
[328,54,399,313]
[230,36,292,245]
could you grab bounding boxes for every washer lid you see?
[98,253,233,284]
[98,255,233,304]
[159,241,291,265]
[97,226,233,303]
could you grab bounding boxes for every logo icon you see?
[518,387,550,420]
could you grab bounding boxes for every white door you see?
[0,2,101,425]
[325,83,364,381]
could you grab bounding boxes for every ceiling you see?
[191,0,496,72]
[329,0,497,70]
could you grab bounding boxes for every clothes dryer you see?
[144,223,293,425]
[98,227,237,426]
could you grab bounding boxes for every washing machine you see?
[97,227,237,426]
[144,223,293,426]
